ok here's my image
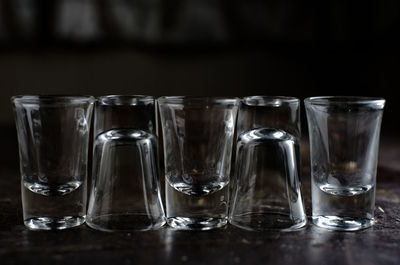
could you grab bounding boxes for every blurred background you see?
[1,0,399,136]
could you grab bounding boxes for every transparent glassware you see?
[305,96,385,231]
[229,96,307,231]
[158,96,239,230]
[86,95,165,232]
[11,95,95,230]
[93,95,158,137]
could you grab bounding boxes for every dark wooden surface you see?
[1,129,400,265]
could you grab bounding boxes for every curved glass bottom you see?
[229,212,307,232]
[24,216,85,230]
[86,213,166,232]
[312,215,374,231]
[167,217,227,231]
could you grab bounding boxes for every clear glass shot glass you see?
[86,95,165,232]
[12,95,95,230]
[158,96,239,230]
[229,96,307,231]
[305,96,385,231]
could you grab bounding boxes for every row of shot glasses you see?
[12,95,385,232]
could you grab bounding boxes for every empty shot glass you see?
[305,96,385,231]
[86,95,165,231]
[12,95,95,230]
[229,96,307,231]
[158,96,239,230]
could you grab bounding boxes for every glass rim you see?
[242,96,299,107]
[97,95,154,105]
[11,95,95,104]
[304,96,385,107]
[157,96,239,105]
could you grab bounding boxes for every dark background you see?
[1,0,399,129]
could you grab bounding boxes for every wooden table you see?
[1,128,400,265]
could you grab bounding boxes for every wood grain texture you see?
[1,131,400,265]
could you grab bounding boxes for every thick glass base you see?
[312,215,374,231]
[229,212,307,232]
[167,217,227,231]
[24,216,85,230]
[86,213,166,232]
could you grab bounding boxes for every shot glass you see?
[158,96,239,230]
[229,96,307,231]
[12,95,94,230]
[305,96,385,231]
[86,95,165,231]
